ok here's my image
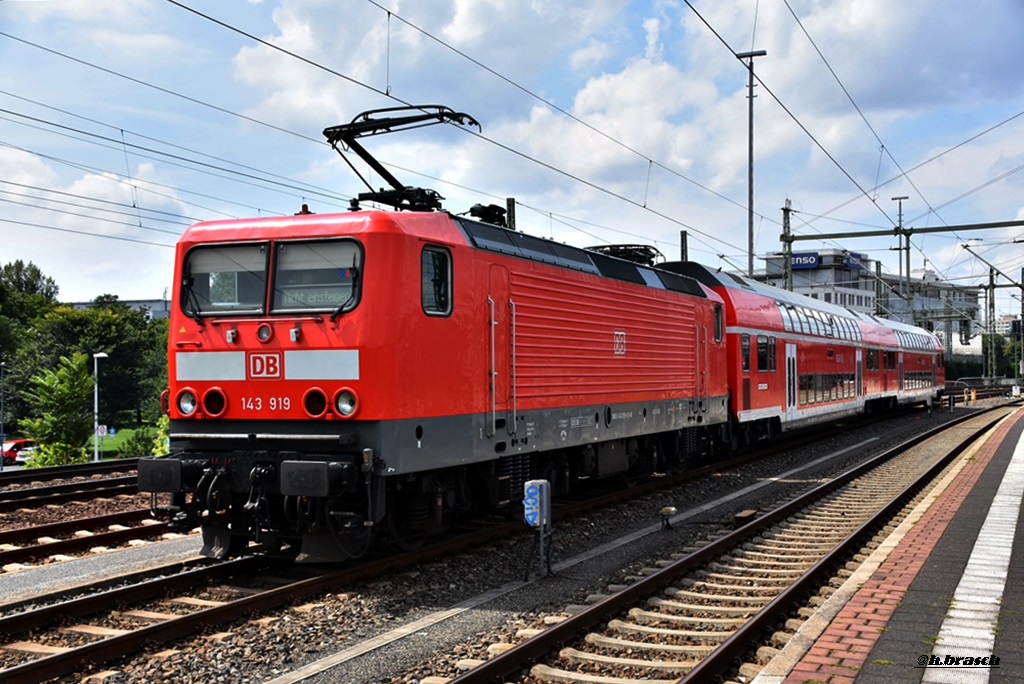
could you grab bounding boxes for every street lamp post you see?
[93,352,108,462]
[737,49,767,278]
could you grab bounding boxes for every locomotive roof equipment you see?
[323,105,480,213]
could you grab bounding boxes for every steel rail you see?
[0,477,138,512]
[446,405,1009,683]
[0,459,139,485]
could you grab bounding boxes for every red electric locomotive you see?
[665,262,944,446]
[138,107,731,561]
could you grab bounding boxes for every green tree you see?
[1004,336,1022,381]
[0,260,59,322]
[18,353,92,466]
[14,297,167,426]
[0,260,61,435]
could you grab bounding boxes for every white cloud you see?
[642,17,661,61]
[0,147,59,187]
[4,0,154,25]
[569,39,613,72]
[3,0,1024,310]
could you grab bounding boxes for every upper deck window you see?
[271,239,362,314]
[182,243,268,316]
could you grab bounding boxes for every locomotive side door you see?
[694,323,709,412]
[488,265,514,436]
[785,342,797,421]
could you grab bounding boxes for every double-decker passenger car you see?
[666,263,944,447]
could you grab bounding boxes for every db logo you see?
[248,352,282,379]
[613,331,627,355]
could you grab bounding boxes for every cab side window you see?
[422,246,452,315]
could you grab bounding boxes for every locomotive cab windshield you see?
[272,239,361,315]
[180,238,363,317]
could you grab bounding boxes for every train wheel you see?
[384,492,431,552]
[623,438,652,487]
[535,455,571,495]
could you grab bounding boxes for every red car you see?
[2,439,34,466]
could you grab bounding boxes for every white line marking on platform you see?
[922,430,1024,684]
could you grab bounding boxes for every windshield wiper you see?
[181,271,205,326]
[330,266,360,323]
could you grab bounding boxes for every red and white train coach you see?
[140,208,730,560]
[665,262,944,446]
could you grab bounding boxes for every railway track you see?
[0,509,170,569]
[0,441,817,681]
[444,405,1014,684]
[0,475,139,513]
[0,403,990,682]
[0,460,141,514]
[0,556,281,682]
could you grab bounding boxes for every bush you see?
[118,428,156,458]
[151,414,170,456]
[25,442,88,468]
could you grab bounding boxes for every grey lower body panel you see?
[169,393,730,476]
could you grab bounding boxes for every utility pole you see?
[875,262,884,316]
[988,268,996,384]
[781,199,794,291]
[737,49,766,278]
[892,196,910,323]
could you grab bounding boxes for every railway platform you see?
[754,406,1024,684]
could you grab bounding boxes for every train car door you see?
[785,343,797,421]
[856,349,863,399]
[898,352,904,391]
[488,265,514,436]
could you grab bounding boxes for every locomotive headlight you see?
[177,389,198,416]
[334,388,359,418]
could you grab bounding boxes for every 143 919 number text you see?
[241,396,292,411]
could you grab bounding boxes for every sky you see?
[1,0,1023,318]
